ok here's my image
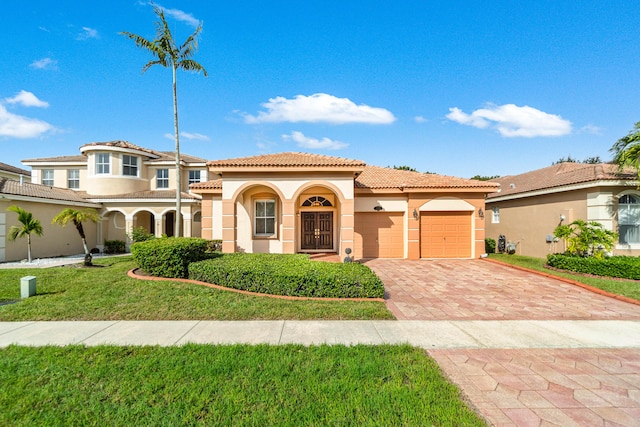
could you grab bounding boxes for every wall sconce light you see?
[478,208,484,218]
[559,214,565,222]
[413,208,419,220]
[373,205,383,211]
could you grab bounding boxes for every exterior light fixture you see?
[373,205,383,211]
[478,208,484,218]
[413,208,419,220]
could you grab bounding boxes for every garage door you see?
[420,211,471,258]
[354,212,404,258]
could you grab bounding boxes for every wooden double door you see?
[301,212,333,250]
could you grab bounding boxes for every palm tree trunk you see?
[27,234,32,263]
[173,64,182,237]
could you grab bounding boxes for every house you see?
[485,162,639,258]
[190,152,498,259]
[0,162,30,183]
[22,141,207,249]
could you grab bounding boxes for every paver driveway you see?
[365,258,640,426]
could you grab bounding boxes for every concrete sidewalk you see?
[1,319,639,348]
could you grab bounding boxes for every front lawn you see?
[0,344,486,426]
[0,256,393,321]
[488,253,640,301]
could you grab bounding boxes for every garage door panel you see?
[420,211,472,258]
[355,212,404,258]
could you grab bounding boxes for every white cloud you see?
[282,131,348,150]
[163,131,210,141]
[5,91,49,108]
[0,104,55,138]
[153,2,200,27]
[446,104,572,137]
[579,124,603,135]
[77,27,99,40]
[414,115,427,123]
[243,93,396,125]
[29,57,58,70]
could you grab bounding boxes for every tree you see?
[553,219,617,259]
[392,165,418,172]
[552,155,602,165]
[610,121,640,179]
[52,208,100,266]
[7,205,43,263]
[470,175,500,181]
[121,4,207,237]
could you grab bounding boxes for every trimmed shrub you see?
[188,253,385,298]
[547,253,640,280]
[485,238,496,254]
[104,239,126,254]
[206,239,223,253]
[132,237,209,278]
[130,226,155,243]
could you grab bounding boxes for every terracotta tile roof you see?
[0,162,29,175]
[22,155,86,163]
[207,152,366,168]
[155,151,208,163]
[82,190,199,200]
[0,177,95,204]
[80,140,161,158]
[487,162,637,199]
[355,165,500,190]
[189,179,222,190]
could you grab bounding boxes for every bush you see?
[484,238,496,254]
[130,226,155,243]
[206,239,223,253]
[131,237,209,278]
[103,240,126,254]
[547,253,640,280]
[188,253,385,298]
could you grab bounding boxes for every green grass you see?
[489,253,640,301]
[0,257,393,321]
[0,344,486,426]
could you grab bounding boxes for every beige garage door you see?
[420,211,472,258]
[354,212,404,258]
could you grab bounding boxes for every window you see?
[42,169,54,186]
[122,155,138,176]
[96,153,110,174]
[67,169,79,189]
[157,169,169,189]
[302,196,332,207]
[188,170,201,185]
[255,200,276,236]
[619,194,640,244]
[491,207,500,224]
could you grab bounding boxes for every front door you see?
[301,212,333,250]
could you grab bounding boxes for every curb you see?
[482,258,640,307]
[127,269,385,303]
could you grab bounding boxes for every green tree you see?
[7,205,43,263]
[610,121,640,179]
[552,155,602,165]
[392,165,418,172]
[470,175,500,181]
[121,4,207,237]
[553,219,617,259]
[52,208,100,265]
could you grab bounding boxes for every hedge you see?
[547,253,640,280]
[131,237,209,278]
[188,253,385,298]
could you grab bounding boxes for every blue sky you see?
[1,1,639,178]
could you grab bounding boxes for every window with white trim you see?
[157,169,169,189]
[255,199,276,236]
[619,194,640,244]
[491,207,500,224]
[188,170,201,185]
[96,153,110,174]
[122,155,138,177]
[42,169,54,186]
[67,169,80,189]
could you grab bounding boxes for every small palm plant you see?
[52,208,100,266]
[7,205,43,263]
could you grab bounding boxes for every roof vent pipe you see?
[19,174,24,185]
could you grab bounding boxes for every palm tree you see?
[52,208,100,266]
[7,205,43,263]
[610,121,640,179]
[121,4,207,237]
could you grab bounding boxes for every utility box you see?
[20,276,36,298]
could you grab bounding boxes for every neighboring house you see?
[0,162,30,183]
[0,177,101,262]
[190,152,498,259]
[22,141,207,249]
[485,162,639,258]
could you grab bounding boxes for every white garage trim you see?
[420,197,474,212]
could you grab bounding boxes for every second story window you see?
[96,153,110,174]
[42,169,54,186]
[188,170,201,185]
[157,169,169,189]
[122,155,138,177]
[67,169,80,189]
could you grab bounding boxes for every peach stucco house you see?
[485,162,640,258]
[190,152,498,260]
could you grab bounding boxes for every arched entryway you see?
[296,187,340,253]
